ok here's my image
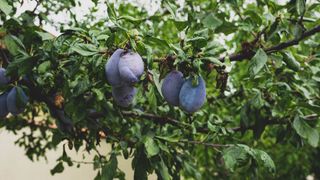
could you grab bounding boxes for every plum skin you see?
[161,70,184,106]
[118,51,144,84]
[6,87,29,115]
[0,68,10,86]
[179,76,206,113]
[0,93,9,118]
[112,85,137,107]
[105,49,125,87]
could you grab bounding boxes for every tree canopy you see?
[0,0,320,179]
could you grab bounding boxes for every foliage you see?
[0,0,320,179]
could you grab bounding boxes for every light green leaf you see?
[0,0,13,16]
[296,0,306,16]
[202,13,222,29]
[71,43,99,56]
[144,136,160,158]
[36,31,55,40]
[248,48,268,77]
[4,35,26,56]
[38,61,51,73]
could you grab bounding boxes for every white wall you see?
[0,129,140,180]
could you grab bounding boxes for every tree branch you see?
[219,25,320,62]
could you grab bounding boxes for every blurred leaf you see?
[293,115,319,147]
[101,153,118,180]
[0,0,13,16]
[202,13,222,29]
[248,48,268,77]
[71,43,99,56]
[144,136,160,158]
[3,34,26,56]
[296,0,306,15]
[50,162,64,175]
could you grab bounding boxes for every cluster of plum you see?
[105,49,144,107]
[0,68,29,118]
[161,70,206,113]
[105,49,206,113]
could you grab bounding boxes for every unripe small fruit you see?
[105,49,125,87]
[161,70,184,106]
[112,85,137,107]
[118,51,144,84]
[179,76,206,113]
[0,68,10,86]
[7,87,29,115]
[0,93,8,118]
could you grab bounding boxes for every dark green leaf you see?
[101,153,118,180]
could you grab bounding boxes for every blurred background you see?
[0,129,138,179]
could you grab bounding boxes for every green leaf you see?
[298,102,320,113]
[144,136,160,158]
[50,162,64,175]
[133,146,148,180]
[223,145,248,171]
[250,90,264,109]
[200,57,223,66]
[118,16,145,25]
[3,35,26,56]
[296,0,306,16]
[0,0,13,16]
[248,48,268,77]
[92,88,104,101]
[36,31,55,41]
[71,43,99,56]
[173,20,188,31]
[101,153,118,180]
[293,115,319,147]
[155,158,171,180]
[253,150,276,174]
[38,61,51,73]
[187,37,207,49]
[202,13,223,29]
[144,35,170,49]
[281,51,300,71]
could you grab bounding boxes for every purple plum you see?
[7,87,29,115]
[118,51,144,84]
[105,49,125,87]
[161,70,184,106]
[112,85,137,107]
[179,76,206,113]
[0,68,10,86]
[0,93,8,118]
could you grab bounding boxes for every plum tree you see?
[112,85,137,107]
[105,49,126,87]
[1,0,320,179]
[179,76,206,113]
[118,51,144,84]
[0,93,8,118]
[0,68,10,85]
[6,87,29,115]
[161,70,184,106]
